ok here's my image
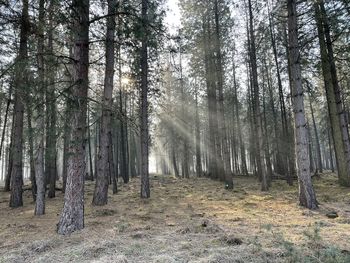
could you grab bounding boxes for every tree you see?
[287,0,317,209]
[214,0,232,188]
[57,0,90,234]
[46,0,58,198]
[140,0,150,198]
[247,0,268,191]
[33,0,46,215]
[9,0,29,208]
[92,0,117,206]
[314,0,350,186]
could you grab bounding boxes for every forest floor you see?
[0,173,350,263]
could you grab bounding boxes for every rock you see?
[201,219,209,227]
[177,226,191,234]
[131,232,149,239]
[220,235,243,246]
[326,211,338,219]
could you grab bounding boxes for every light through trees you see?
[0,0,349,237]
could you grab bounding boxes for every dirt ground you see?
[0,173,350,263]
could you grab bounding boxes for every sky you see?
[164,0,181,34]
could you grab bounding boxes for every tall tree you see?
[140,0,150,198]
[194,81,202,177]
[214,0,232,188]
[57,0,90,234]
[34,0,46,215]
[92,0,117,206]
[314,0,350,186]
[46,0,58,198]
[203,13,219,180]
[287,0,317,209]
[9,0,29,208]
[247,0,268,191]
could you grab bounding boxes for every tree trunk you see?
[178,40,189,179]
[262,79,273,186]
[9,0,29,207]
[92,0,116,206]
[320,1,350,185]
[0,85,12,162]
[112,116,118,193]
[328,126,335,172]
[287,0,317,209]
[308,91,323,173]
[307,121,315,173]
[203,15,218,180]
[171,127,179,177]
[4,114,14,192]
[140,0,150,198]
[119,89,129,183]
[87,107,94,180]
[129,130,137,178]
[34,0,46,214]
[247,0,267,191]
[195,82,202,177]
[314,2,350,186]
[27,107,36,201]
[62,102,70,193]
[283,24,296,186]
[233,63,248,176]
[46,0,57,199]
[57,0,89,234]
[267,2,288,176]
[214,0,232,188]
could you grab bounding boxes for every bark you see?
[264,60,281,175]
[129,130,137,178]
[195,83,202,177]
[308,91,323,173]
[262,80,273,186]
[307,121,315,173]
[320,1,350,185]
[34,0,46,214]
[57,0,89,234]
[328,126,335,172]
[179,40,189,179]
[140,0,150,198]
[34,135,45,215]
[214,0,232,188]
[267,2,288,175]
[124,94,129,180]
[118,35,129,183]
[46,0,57,199]
[9,0,29,207]
[27,107,36,201]
[283,24,296,186]
[87,107,94,180]
[119,90,129,183]
[233,61,248,176]
[287,0,318,209]
[247,0,267,191]
[62,102,69,193]
[314,1,350,186]
[109,127,116,190]
[0,85,12,161]
[203,15,218,179]
[4,114,14,192]
[170,127,179,177]
[92,0,116,205]
[112,116,118,193]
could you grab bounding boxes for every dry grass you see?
[0,172,349,262]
